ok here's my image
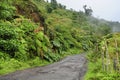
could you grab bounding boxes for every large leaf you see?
[36,32,44,40]
[52,39,61,47]
[35,39,42,47]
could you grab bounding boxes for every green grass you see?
[0,48,82,75]
[0,57,50,75]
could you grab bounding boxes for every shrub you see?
[0,0,16,20]
[0,22,19,56]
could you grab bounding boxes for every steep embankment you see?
[0,0,90,75]
[1,0,119,79]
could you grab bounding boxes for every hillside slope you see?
[0,0,90,75]
[0,0,119,78]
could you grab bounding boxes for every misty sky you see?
[48,0,120,22]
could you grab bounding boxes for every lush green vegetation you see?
[85,33,120,80]
[0,0,120,79]
[0,0,89,75]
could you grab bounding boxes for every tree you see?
[58,3,66,9]
[51,0,58,9]
[83,5,93,16]
[46,4,53,13]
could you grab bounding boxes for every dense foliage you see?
[0,0,119,78]
[85,33,120,80]
[0,0,87,74]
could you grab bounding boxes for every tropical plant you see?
[0,0,16,20]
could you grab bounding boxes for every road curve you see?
[0,54,87,80]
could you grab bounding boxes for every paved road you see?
[0,54,87,80]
